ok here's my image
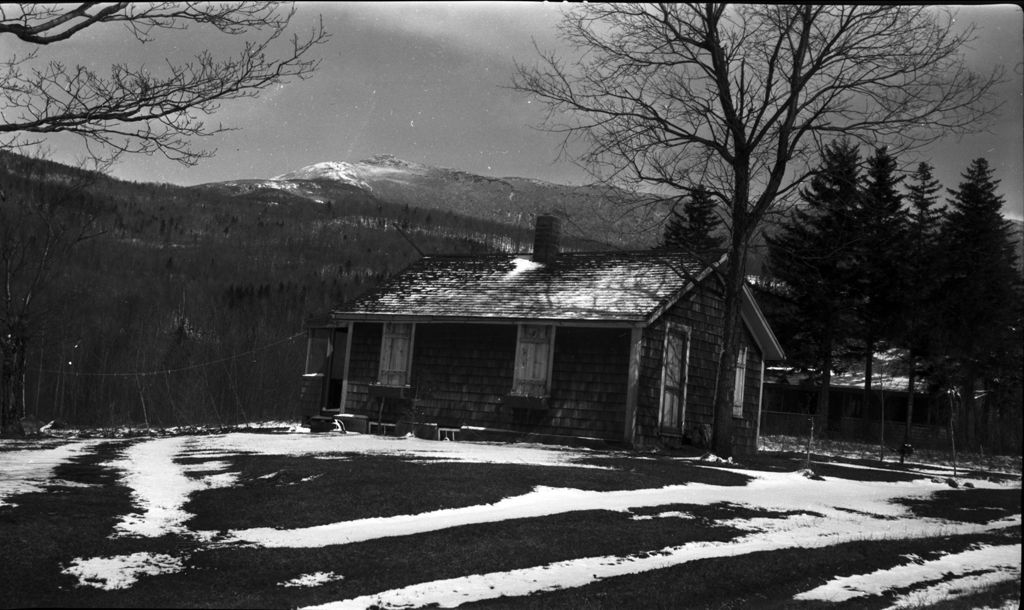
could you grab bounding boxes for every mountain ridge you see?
[198,154,665,249]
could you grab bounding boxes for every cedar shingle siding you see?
[343,323,630,440]
[547,327,629,438]
[632,280,764,453]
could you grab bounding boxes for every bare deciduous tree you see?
[0,2,328,433]
[1,2,328,166]
[514,3,1002,456]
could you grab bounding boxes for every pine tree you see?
[662,185,724,261]
[937,158,1021,450]
[849,146,909,456]
[907,162,945,236]
[766,139,862,428]
[899,162,945,444]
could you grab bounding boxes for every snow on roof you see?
[331,251,707,324]
[328,251,784,359]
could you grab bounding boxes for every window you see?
[378,322,414,387]
[512,324,554,397]
[733,346,748,417]
[659,324,690,433]
[305,328,331,376]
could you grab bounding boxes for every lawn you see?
[0,426,1019,609]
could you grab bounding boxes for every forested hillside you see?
[0,151,635,429]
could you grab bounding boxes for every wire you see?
[42,331,305,378]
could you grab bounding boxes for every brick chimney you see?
[531,214,561,265]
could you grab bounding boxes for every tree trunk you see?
[902,356,916,465]
[862,338,879,460]
[904,353,916,442]
[711,252,744,458]
[0,332,29,434]
[817,331,833,438]
[962,367,977,451]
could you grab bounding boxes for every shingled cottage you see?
[300,215,784,454]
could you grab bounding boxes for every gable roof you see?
[329,250,785,360]
[332,251,706,325]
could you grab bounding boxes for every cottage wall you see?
[732,328,764,454]
[547,327,630,439]
[407,323,517,428]
[634,279,764,455]
[342,322,631,441]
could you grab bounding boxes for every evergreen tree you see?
[937,158,1021,449]
[766,139,862,426]
[849,146,909,453]
[662,185,724,261]
[899,162,945,442]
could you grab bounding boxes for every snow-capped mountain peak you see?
[272,161,371,189]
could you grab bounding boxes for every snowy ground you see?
[1,428,1020,608]
[0,439,101,507]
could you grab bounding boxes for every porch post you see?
[755,359,765,451]
[624,327,643,446]
[340,322,354,412]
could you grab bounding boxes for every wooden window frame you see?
[304,328,332,376]
[658,322,691,435]
[511,324,556,398]
[377,322,415,388]
[733,346,748,418]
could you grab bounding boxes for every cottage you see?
[300,215,784,454]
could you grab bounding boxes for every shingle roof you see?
[330,251,709,324]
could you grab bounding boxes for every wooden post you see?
[623,327,643,447]
[340,324,354,413]
[755,359,765,451]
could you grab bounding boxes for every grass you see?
[185,453,751,531]
[462,530,1021,609]
[1,434,1020,609]
[760,434,1023,476]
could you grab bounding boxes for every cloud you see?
[317,2,569,60]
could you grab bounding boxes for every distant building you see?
[300,215,784,454]
[759,357,949,450]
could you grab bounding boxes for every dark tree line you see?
[2,151,558,431]
[759,142,1022,453]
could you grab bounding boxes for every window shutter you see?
[733,347,748,417]
[379,322,413,386]
[513,325,553,397]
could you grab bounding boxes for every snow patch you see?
[0,440,99,507]
[505,257,543,277]
[794,543,1021,604]
[184,433,605,469]
[47,430,1018,607]
[63,552,184,590]
[273,162,372,191]
[630,510,692,521]
[280,571,345,588]
[220,469,1013,549]
[109,436,237,538]
[298,524,1019,610]
[698,453,734,464]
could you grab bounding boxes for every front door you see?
[659,324,690,434]
[324,328,348,411]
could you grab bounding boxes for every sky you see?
[7,3,1023,220]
